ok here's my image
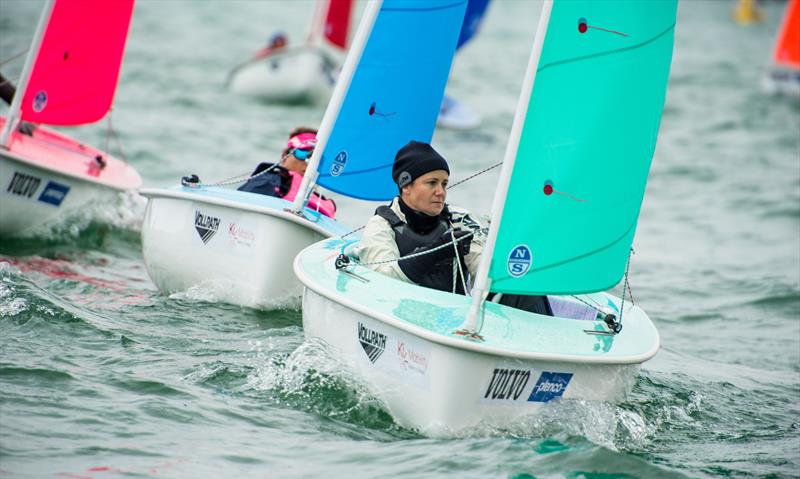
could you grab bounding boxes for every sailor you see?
[0,72,35,136]
[358,140,484,295]
[238,127,336,217]
[358,140,552,315]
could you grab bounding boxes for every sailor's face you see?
[281,151,308,175]
[402,170,448,216]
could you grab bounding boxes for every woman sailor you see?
[358,140,552,315]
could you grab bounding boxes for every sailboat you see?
[295,0,678,436]
[140,0,468,309]
[0,0,141,238]
[763,0,800,99]
[227,0,355,104]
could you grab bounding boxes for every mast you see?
[460,0,553,333]
[0,0,53,148]
[291,0,382,214]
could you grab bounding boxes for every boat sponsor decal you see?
[6,171,42,199]
[194,210,220,244]
[37,181,70,206]
[482,368,533,402]
[33,90,47,113]
[507,244,532,278]
[395,338,429,378]
[358,322,386,363]
[227,222,255,248]
[527,371,573,403]
[330,151,347,177]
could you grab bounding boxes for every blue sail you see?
[488,1,678,295]
[457,0,491,49]
[315,0,467,201]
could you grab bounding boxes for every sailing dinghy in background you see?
[295,0,678,436]
[227,0,354,104]
[0,0,141,238]
[140,0,467,309]
[763,0,800,99]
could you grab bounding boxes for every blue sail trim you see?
[457,0,491,49]
[316,0,467,201]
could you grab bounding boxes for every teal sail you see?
[315,0,467,201]
[488,1,678,295]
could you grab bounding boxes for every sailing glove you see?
[398,229,472,283]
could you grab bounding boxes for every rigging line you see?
[105,110,128,163]
[570,294,604,314]
[352,230,475,268]
[0,48,28,68]
[618,247,634,325]
[104,111,111,160]
[449,221,469,294]
[574,292,604,309]
[339,161,503,239]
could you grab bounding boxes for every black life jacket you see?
[237,162,291,198]
[376,205,470,295]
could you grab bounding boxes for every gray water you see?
[1,1,798,477]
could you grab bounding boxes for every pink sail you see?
[20,0,134,126]
[323,0,353,50]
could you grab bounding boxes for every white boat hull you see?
[228,47,337,104]
[141,186,348,309]
[762,68,800,100]
[0,121,141,238]
[295,238,658,436]
[303,287,639,436]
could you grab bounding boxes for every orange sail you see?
[20,0,134,126]
[773,0,800,69]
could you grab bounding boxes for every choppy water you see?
[1,1,799,477]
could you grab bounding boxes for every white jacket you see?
[357,197,487,285]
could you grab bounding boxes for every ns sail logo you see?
[507,244,532,278]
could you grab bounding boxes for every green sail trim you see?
[489,1,678,295]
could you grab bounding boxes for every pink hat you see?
[287,132,317,151]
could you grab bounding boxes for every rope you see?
[569,294,605,316]
[618,248,634,326]
[446,161,502,189]
[0,49,28,68]
[448,222,469,294]
[184,162,282,188]
[352,229,475,268]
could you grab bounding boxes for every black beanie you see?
[392,141,450,188]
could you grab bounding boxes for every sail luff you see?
[461,0,554,332]
[0,0,53,148]
[291,0,382,213]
